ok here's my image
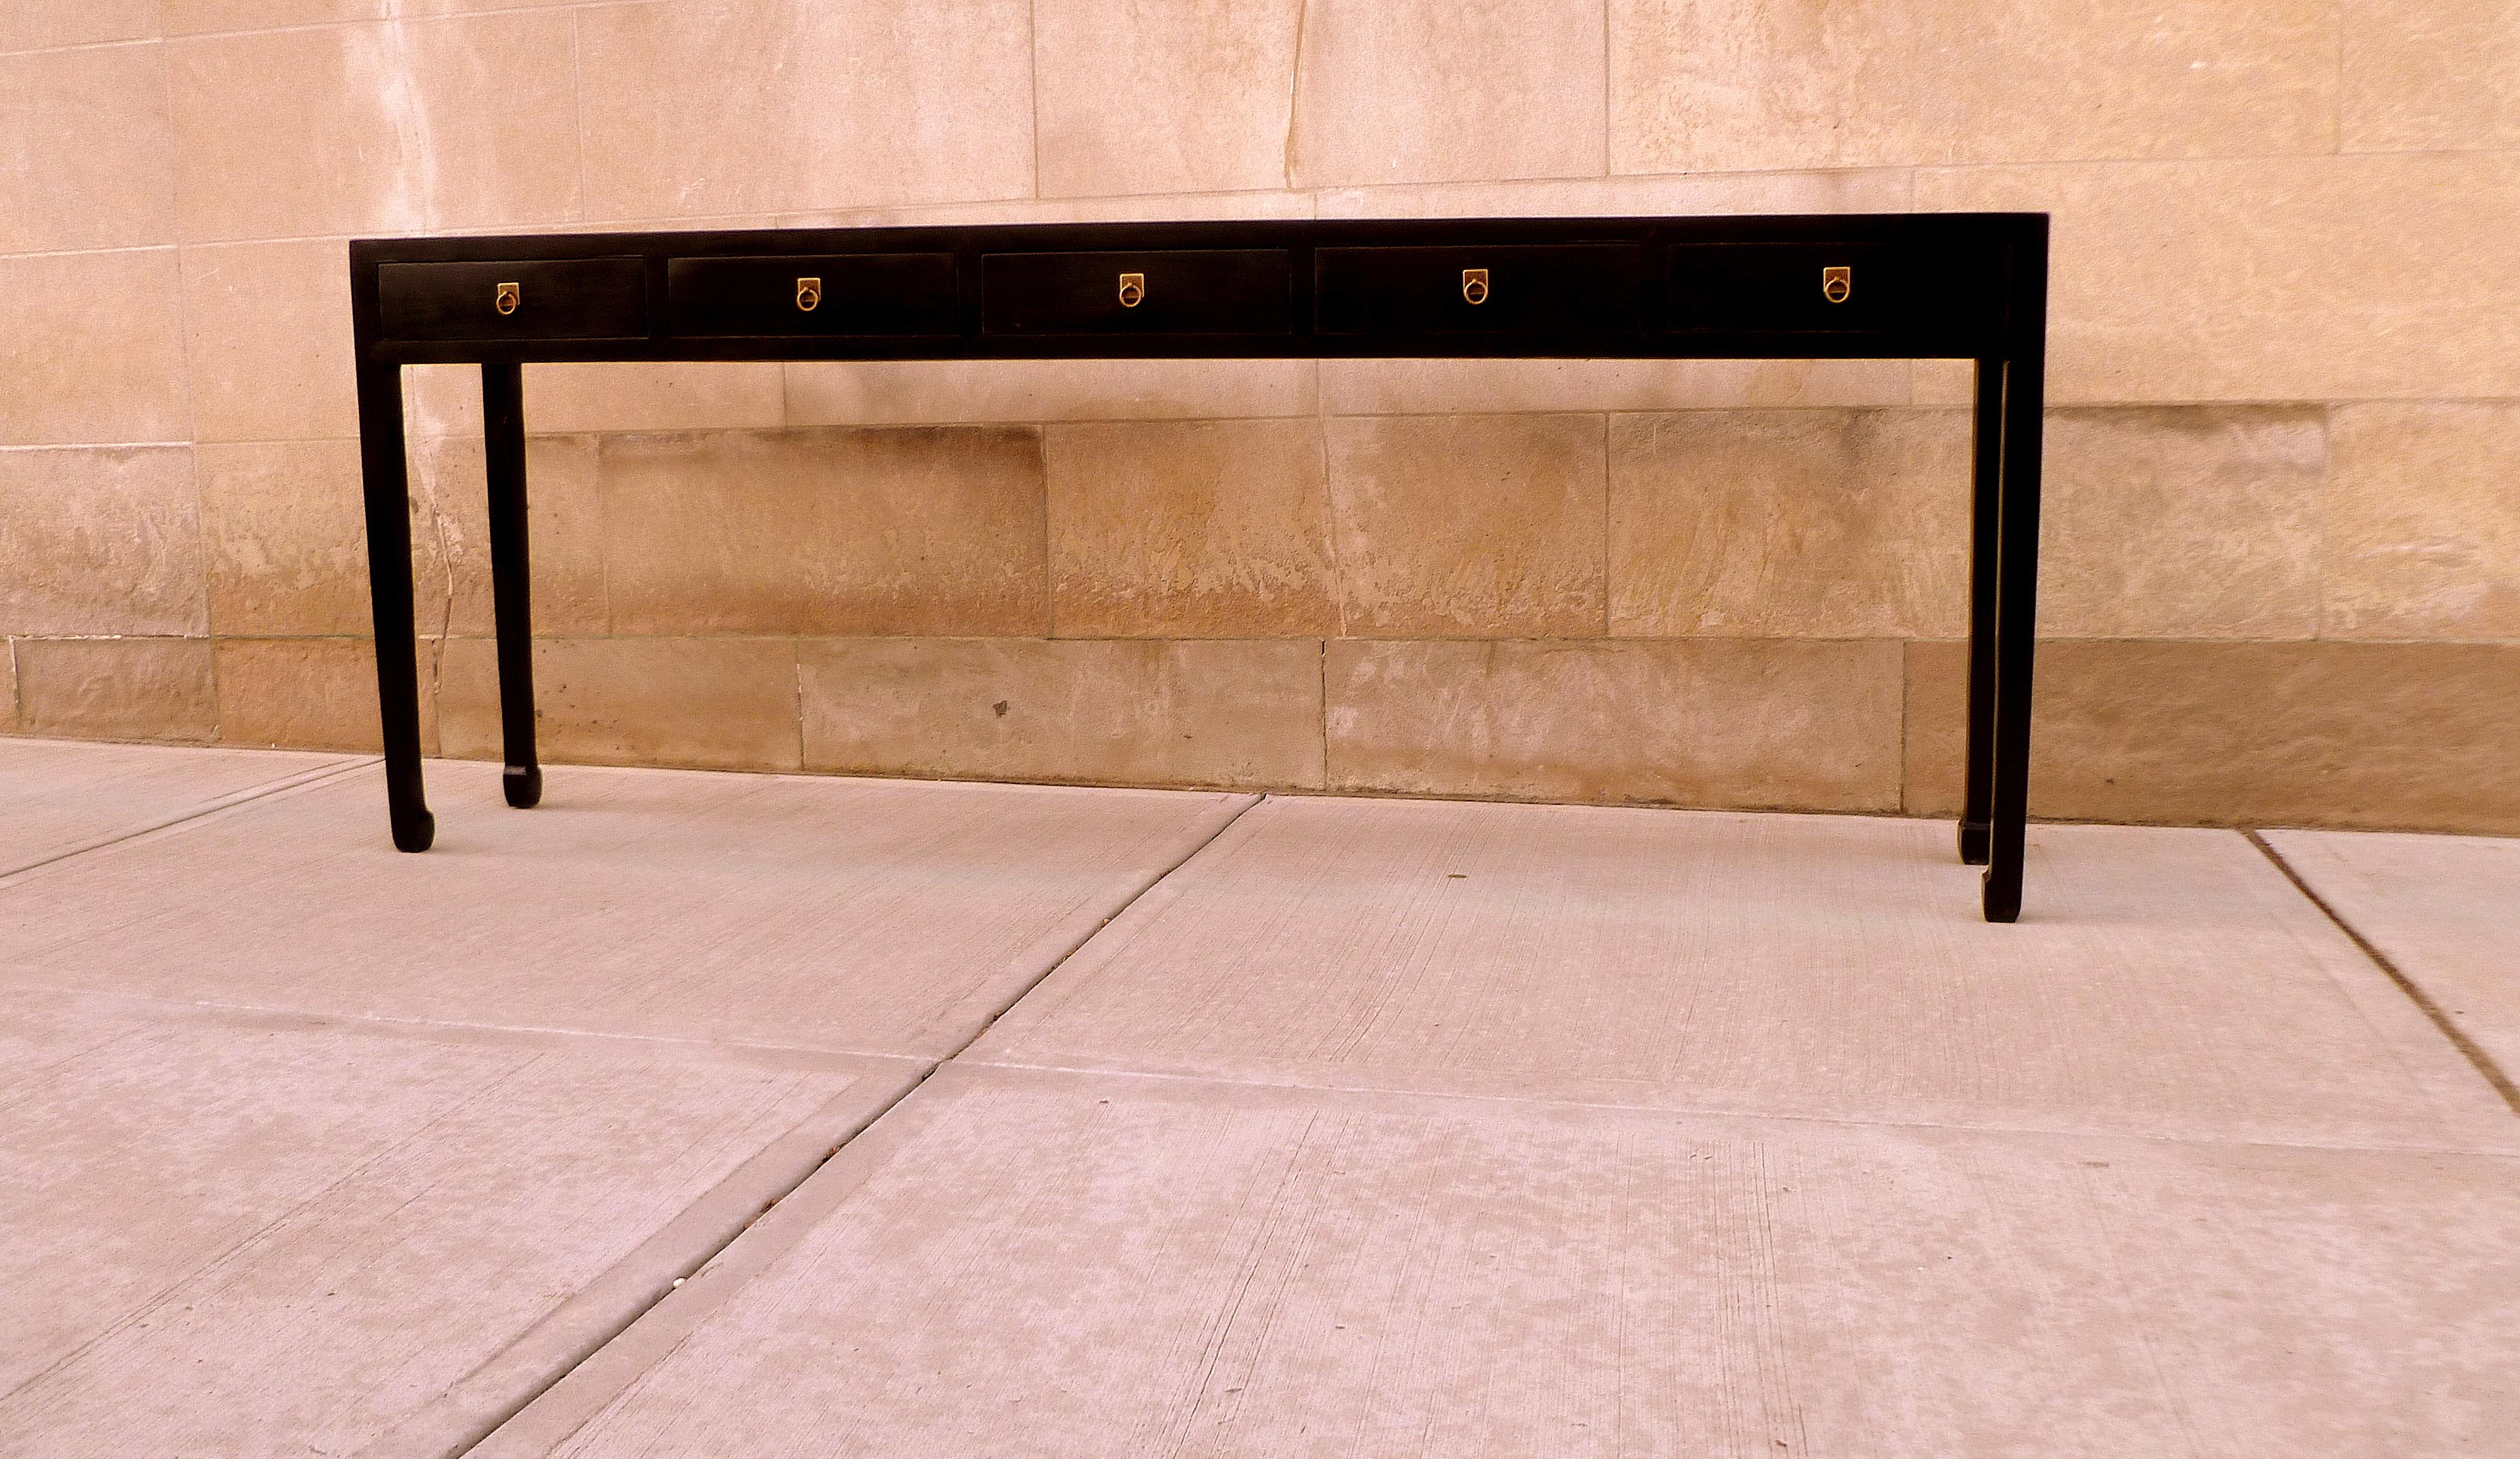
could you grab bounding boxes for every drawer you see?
[665,253,956,337]
[1666,242,2001,334]
[982,250,1291,336]
[1314,244,1647,335]
[377,259,647,341]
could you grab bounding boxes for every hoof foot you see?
[1980,869,2020,923]
[392,808,436,853]
[503,764,542,809]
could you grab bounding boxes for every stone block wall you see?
[4,0,2518,832]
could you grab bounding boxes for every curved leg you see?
[358,361,435,851]
[483,362,542,809]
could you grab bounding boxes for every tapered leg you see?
[356,361,434,852]
[482,362,542,809]
[1957,356,2003,866]
[1981,354,2047,923]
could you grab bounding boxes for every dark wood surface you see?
[353,214,2032,363]
[349,213,2051,920]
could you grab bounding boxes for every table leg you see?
[1981,346,2046,923]
[356,361,434,852]
[483,362,542,809]
[1957,355,2003,866]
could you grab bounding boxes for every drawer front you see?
[982,250,1291,336]
[665,253,956,337]
[1667,242,2000,334]
[1315,245,1647,335]
[377,259,647,341]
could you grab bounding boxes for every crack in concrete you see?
[2247,829,2520,1117]
[1283,0,1310,189]
[426,793,1272,1457]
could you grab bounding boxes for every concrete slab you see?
[2263,828,2520,1081]
[0,735,363,876]
[971,796,2517,1150]
[0,760,1253,1057]
[0,985,925,1459]
[478,1064,2520,1459]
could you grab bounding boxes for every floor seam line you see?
[433,1067,935,1459]
[0,978,924,1067]
[952,1053,2520,1161]
[442,790,1269,1457]
[2246,828,2520,1117]
[0,755,379,886]
[931,791,1270,1068]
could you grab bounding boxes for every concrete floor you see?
[1,739,2514,1457]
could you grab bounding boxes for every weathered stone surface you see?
[179,240,358,443]
[1046,419,1338,638]
[599,428,1048,638]
[411,433,611,638]
[1916,154,2520,403]
[573,0,1034,219]
[14,638,218,743]
[1612,0,2339,172]
[1289,0,1607,187]
[0,447,206,638]
[1904,639,2520,833]
[777,189,1318,231]
[0,0,161,48]
[437,636,802,771]
[0,43,177,254]
[1327,414,1608,637]
[522,363,786,435]
[2037,406,2324,639]
[196,440,371,638]
[1323,358,1910,417]
[166,0,385,31]
[783,358,1319,428]
[212,637,430,754]
[1316,166,1913,219]
[2341,0,2520,152]
[2323,402,2520,640]
[167,11,579,240]
[1609,409,1970,638]
[1033,0,1304,197]
[0,250,190,447]
[1328,638,1904,811]
[800,636,1326,789]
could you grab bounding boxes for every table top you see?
[351,212,2047,365]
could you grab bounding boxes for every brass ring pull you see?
[494,281,520,315]
[795,276,822,312]
[1462,267,1489,305]
[1117,272,1145,308]
[1821,266,1851,305]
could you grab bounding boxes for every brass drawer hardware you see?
[378,258,646,341]
[980,250,1289,335]
[1822,266,1852,304]
[1462,267,1489,305]
[795,276,821,311]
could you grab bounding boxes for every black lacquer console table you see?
[350,214,2049,920]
